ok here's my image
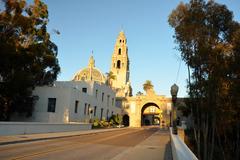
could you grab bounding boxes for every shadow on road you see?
[164,141,173,160]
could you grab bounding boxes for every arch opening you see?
[141,103,162,126]
[122,114,129,127]
[118,48,121,55]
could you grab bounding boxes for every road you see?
[0,127,172,160]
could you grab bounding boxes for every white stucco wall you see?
[11,81,121,123]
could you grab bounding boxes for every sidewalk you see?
[112,129,172,160]
[0,127,127,146]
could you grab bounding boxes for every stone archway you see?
[141,103,161,126]
[122,93,172,127]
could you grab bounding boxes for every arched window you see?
[119,39,122,43]
[117,60,121,69]
[118,48,121,55]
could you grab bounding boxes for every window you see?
[119,39,121,43]
[112,98,114,106]
[84,103,87,115]
[106,109,109,120]
[107,95,110,107]
[88,104,90,115]
[82,88,87,93]
[74,100,79,113]
[95,89,98,98]
[100,108,104,120]
[117,60,121,69]
[48,98,56,112]
[118,48,121,55]
[116,99,122,108]
[113,63,115,68]
[102,92,104,102]
[94,106,97,116]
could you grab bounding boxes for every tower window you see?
[117,60,121,69]
[120,39,121,43]
[123,40,124,43]
[118,48,121,55]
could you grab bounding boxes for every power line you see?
[175,59,182,83]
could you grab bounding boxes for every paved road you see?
[0,127,172,160]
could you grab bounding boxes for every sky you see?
[39,0,240,97]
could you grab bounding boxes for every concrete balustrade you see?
[0,122,92,136]
[170,127,198,160]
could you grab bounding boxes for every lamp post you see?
[171,83,179,135]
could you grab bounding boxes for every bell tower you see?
[110,31,132,97]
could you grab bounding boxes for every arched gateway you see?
[141,102,161,126]
[119,90,172,128]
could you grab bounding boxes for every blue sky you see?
[41,0,240,97]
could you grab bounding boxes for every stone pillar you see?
[129,101,141,127]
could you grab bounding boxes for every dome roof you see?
[72,55,106,83]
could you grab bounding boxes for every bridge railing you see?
[170,127,198,160]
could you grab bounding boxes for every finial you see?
[88,53,95,68]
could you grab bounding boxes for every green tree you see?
[0,0,60,120]
[106,71,116,87]
[143,80,153,92]
[169,0,240,159]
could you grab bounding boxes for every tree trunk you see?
[236,123,240,160]
[216,127,226,160]
[203,113,209,160]
[209,117,215,160]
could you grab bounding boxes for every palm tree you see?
[106,71,116,87]
[143,80,153,92]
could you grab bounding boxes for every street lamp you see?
[170,83,179,135]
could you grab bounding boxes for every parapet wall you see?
[0,122,92,136]
[170,127,198,160]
